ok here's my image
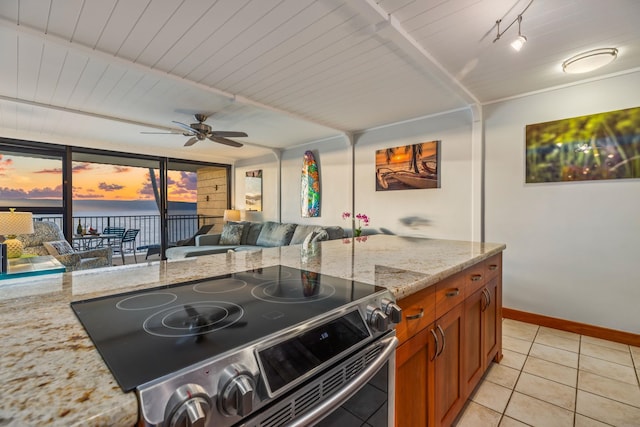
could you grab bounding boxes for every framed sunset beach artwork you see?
[376,141,441,191]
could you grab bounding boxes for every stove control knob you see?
[367,306,389,332]
[219,372,255,417]
[165,384,211,427]
[382,298,403,323]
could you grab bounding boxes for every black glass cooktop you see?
[71,265,382,391]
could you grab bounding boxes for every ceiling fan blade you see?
[184,137,199,147]
[172,120,197,134]
[140,131,183,134]
[210,131,248,138]
[208,136,243,147]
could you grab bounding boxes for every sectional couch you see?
[165,221,344,259]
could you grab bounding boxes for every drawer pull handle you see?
[481,288,489,312]
[429,329,439,361]
[406,308,424,320]
[488,264,498,271]
[471,274,483,282]
[436,325,446,357]
[445,289,459,297]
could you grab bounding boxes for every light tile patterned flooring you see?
[454,319,640,427]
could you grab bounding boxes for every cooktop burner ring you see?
[115,292,178,311]
[251,279,336,304]
[193,278,247,294]
[142,301,245,338]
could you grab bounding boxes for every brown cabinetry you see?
[395,252,503,426]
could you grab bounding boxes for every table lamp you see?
[223,209,241,223]
[0,209,35,258]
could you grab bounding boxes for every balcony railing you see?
[35,214,220,254]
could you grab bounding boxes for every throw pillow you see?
[256,222,297,247]
[219,223,245,245]
[43,240,75,256]
[289,225,323,245]
[310,229,329,243]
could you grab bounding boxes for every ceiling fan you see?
[142,114,247,147]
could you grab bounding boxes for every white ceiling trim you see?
[0,92,176,131]
[0,16,345,134]
[357,0,479,106]
[482,67,640,106]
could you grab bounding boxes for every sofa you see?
[166,221,344,259]
[17,221,112,271]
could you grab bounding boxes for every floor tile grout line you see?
[498,324,539,426]
[573,334,581,427]
[472,319,640,426]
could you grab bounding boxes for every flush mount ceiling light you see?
[562,48,618,74]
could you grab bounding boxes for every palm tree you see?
[384,148,396,164]
[405,144,423,173]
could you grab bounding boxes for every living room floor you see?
[454,319,640,426]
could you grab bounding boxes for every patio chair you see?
[176,224,215,246]
[114,229,139,264]
[98,226,125,249]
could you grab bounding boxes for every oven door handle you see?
[285,335,398,427]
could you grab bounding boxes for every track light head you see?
[511,34,527,51]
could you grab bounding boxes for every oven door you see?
[242,332,397,427]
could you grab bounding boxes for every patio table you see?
[72,233,121,251]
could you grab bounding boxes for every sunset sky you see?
[375,141,439,165]
[0,153,196,202]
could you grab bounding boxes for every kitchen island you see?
[0,235,504,426]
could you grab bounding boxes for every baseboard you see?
[503,307,640,347]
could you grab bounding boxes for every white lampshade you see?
[223,209,241,222]
[242,210,263,222]
[0,209,34,258]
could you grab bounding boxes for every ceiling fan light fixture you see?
[562,48,618,74]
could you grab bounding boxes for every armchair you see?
[17,221,112,271]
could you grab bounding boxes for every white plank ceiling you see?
[0,0,638,162]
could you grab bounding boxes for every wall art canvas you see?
[526,106,640,183]
[301,150,320,217]
[245,169,262,211]
[376,141,440,191]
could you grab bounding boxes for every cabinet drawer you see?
[435,273,466,318]
[464,262,486,296]
[484,253,502,281]
[396,286,436,344]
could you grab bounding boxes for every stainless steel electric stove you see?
[71,265,401,427]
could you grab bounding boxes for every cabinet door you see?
[483,276,501,366]
[434,303,465,427]
[396,324,436,427]
[463,287,484,397]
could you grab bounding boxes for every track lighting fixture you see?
[494,14,527,51]
[510,16,527,51]
[493,0,534,52]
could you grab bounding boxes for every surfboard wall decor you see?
[301,150,320,217]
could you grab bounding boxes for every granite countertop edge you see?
[0,235,505,426]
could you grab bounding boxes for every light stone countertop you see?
[0,235,505,426]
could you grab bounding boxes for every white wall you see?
[485,71,640,334]
[353,110,475,239]
[234,153,279,222]
[280,137,352,226]
[235,109,476,239]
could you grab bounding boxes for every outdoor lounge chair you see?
[143,224,214,259]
